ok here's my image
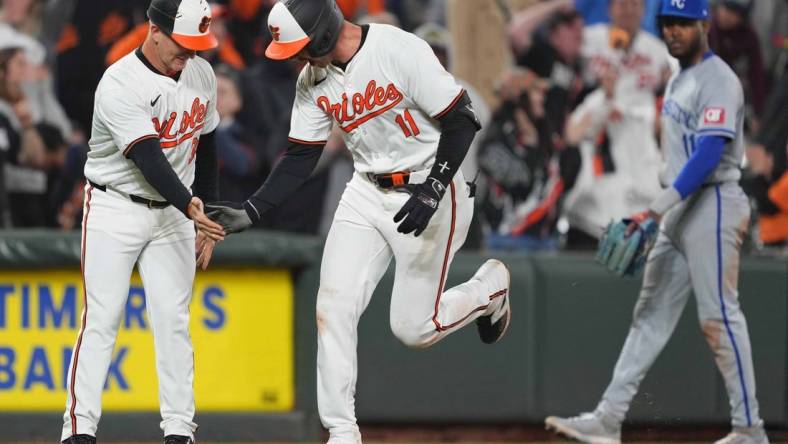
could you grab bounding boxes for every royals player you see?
[546,1,769,443]
[60,1,225,443]
[205,0,511,442]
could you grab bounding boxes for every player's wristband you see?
[648,186,682,217]
[243,199,264,222]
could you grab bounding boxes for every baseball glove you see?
[596,216,658,277]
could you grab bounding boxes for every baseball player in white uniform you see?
[205,0,511,443]
[60,1,225,443]
[563,0,673,238]
[546,1,769,443]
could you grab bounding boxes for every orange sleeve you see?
[366,0,386,14]
[219,42,246,70]
[106,23,148,66]
[335,0,357,19]
[230,0,263,21]
[768,172,788,213]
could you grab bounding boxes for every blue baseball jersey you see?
[660,53,744,186]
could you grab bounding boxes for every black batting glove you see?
[205,200,255,234]
[393,177,446,236]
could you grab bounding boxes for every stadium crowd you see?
[0,0,786,253]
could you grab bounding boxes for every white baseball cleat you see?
[545,412,622,444]
[326,428,362,444]
[473,259,511,344]
[714,423,770,444]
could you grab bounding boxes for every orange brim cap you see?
[172,32,219,51]
[265,36,310,60]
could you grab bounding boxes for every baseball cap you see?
[265,0,343,60]
[147,0,219,51]
[658,0,709,21]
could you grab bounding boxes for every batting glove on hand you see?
[205,201,253,234]
[393,177,446,236]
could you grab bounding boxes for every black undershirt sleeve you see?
[126,138,193,216]
[193,131,218,202]
[427,91,482,187]
[243,142,323,221]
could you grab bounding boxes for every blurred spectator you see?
[509,0,573,57]
[383,0,428,31]
[746,142,788,249]
[1,0,73,65]
[225,0,269,64]
[561,0,670,247]
[0,0,43,41]
[448,0,512,112]
[213,64,260,202]
[511,8,585,148]
[0,45,49,227]
[55,0,148,134]
[574,0,613,26]
[1,13,73,139]
[423,0,447,26]
[750,0,788,84]
[239,57,299,169]
[0,47,14,226]
[561,86,663,248]
[743,59,788,249]
[709,0,766,128]
[47,124,87,230]
[7,122,69,227]
[574,0,662,35]
[476,67,580,251]
[752,66,788,167]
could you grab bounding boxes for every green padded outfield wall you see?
[348,253,787,426]
[0,231,785,442]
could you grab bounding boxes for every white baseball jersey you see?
[289,23,464,174]
[285,24,510,444]
[582,24,673,119]
[84,50,219,200]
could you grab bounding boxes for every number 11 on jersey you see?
[395,109,420,138]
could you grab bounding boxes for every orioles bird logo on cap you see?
[199,16,211,33]
[269,25,281,41]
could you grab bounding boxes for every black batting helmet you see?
[265,0,344,60]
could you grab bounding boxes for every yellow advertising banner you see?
[0,268,293,412]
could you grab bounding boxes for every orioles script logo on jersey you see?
[152,97,209,148]
[316,80,403,132]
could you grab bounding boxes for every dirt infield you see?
[32,442,788,444]
[38,424,788,444]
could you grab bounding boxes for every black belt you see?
[368,171,410,189]
[88,180,170,208]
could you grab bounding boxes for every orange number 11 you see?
[395,109,420,138]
